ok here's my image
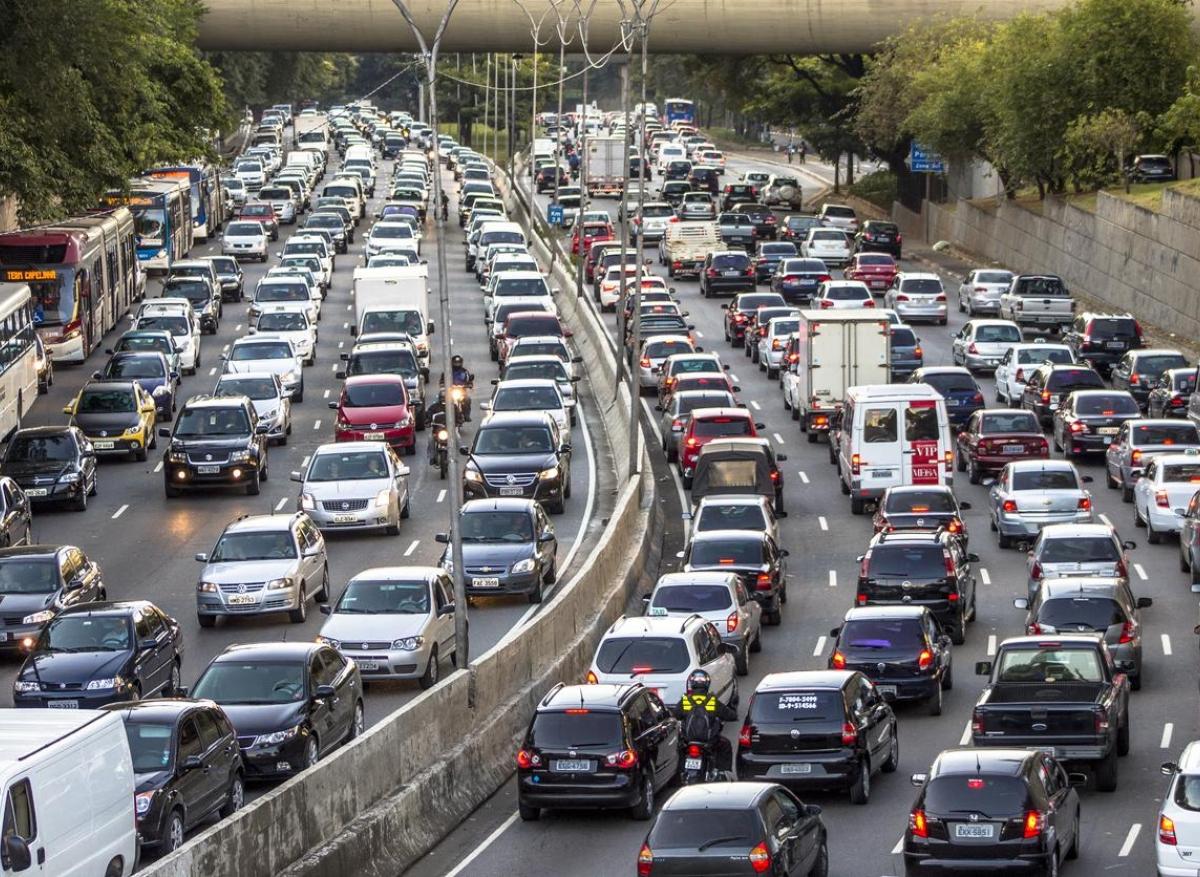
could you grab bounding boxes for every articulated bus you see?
[100,178,192,273]
[0,283,44,437]
[0,207,139,363]
[145,165,224,242]
[664,98,696,127]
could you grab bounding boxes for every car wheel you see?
[630,772,655,820]
[882,728,899,772]
[1095,746,1118,792]
[349,701,365,740]
[956,450,966,472]
[518,800,541,822]
[315,565,331,603]
[219,773,245,818]
[1133,503,1144,528]
[166,660,181,696]
[749,631,763,653]
[849,758,870,805]
[850,496,866,515]
[1148,518,1163,544]
[419,646,439,689]
[1066,811,1080,860]
[997,530,1013,549]
[808,842,829,877]
[164,809,185,853]
[545,562,557,585]
[1117,717,1131,756]
[942,662,954,690]
[288,585,307,624]
[1121,483,1133,503]
[928,681,943,716]
[246,468,261,496]
[734,643,749,676]
[304,735,320,769]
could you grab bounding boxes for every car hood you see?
[130,377,170,394]
[320,612,430,642]
[225,360,297,377]
[306,477,392,500]
[0,592,57,614]
[72,412,141,433]
[169,437,252,453]
[201,560,296,585]
[2,460,77,480]
[135,770,173,793]
[459,541,537,566]
[339,405,407,426]
[217,701,308,738]
[20,649,129,684]
[469,451,558,473]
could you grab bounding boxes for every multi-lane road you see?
[404,148,1188,876]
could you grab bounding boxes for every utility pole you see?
[572,0,600,299]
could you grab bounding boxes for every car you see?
[904,748,1081,877]
[214,372,292,446]
[160,395,270,497]
[317,566,457,689]
[844,252,898,294]
[63,380,158,462]
[503,356,581,424]
[720,183,759,211]
[736,670,898,803]
[132,308,201,375]
[236,203,280,239]
[483,378,571,437]
[437,498,558,604]
[1128,153,1176,183]
[950,319,1023,371]
[656,389,738,463]
[105,699,244,852]
[829,606,953,713]
[988,459,1095,549]
[328,374,416,454]
[1147,368,1197,418]
[1014,577,1150,688]
[250,275,320,327]
[1133,451,1200,543]
[908,366,984,428]
[93,352,177,421]
[761,175,803,209]
[1063,312,1144,375]
[0,544,105,652]
[644,571,762,676]
[657,353,730,406]
[813,280,874,310]
[722,292,786,347]
[0,426,97,512]
[638,782,828,876]
[108,329,182,378]
[727,203,779,241]
[162,275,221,335]
[293,441,410,534]
[1053,389,1141,456]
[1110,348,1190,411]
[994,342,1077,406]
[221,220,269,261]
[1158,742,1200,875]
[800,228,851,268]
[956,408,1049,484]
[1104,418,1200,501]
[638,335,697,391]
[888,324,924,382]
[303,213,349,252]
[1025,522,1136,602]
[885,273,948,325]
[1019,362,1106,425]
[871,484,970,543]
[852,219,900,257]
[744,305,799,362]
[461,411,571,513]
[957,269,1015,316]
[757,315,801,379]
[498,310,570,367]
[516,682,680,821]
[817,202,859,233]
[771,257,830,305]
[680,528,788,626]
[678,407,763,483]
[691,493,781,545]
[686,167,720,196]
[698,250,755,298]
[187,642,363,780]
[781,213,821,243]
[12,601,183,707]
[224,335,304,402]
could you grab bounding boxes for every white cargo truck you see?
[585,136,627,197]
[351,265,433,371]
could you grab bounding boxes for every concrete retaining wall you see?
[924,192,1200,340]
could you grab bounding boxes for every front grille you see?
[321,498,369,511]
[1,616,25,626]
[188,452,230,465]
[237,735,257,749]
[484,472,536,488]
[465,566,507,576]
[218,582,265,594]
[342,642,392,651]
[42,682,83,691]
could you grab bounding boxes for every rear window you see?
[1133,423,1198,445]
[884,490,955,513]
[771,320,799,336]
[712,254,749,269]
[858,254,895,265]
[689,538,764,566]
[868,544,946,578]
[651,584,733,612]
[995,647,1102,683]
[1161,463,1200,482]
[671,359,720,375]
[1074,394,1138,416]
[840,619,925,650]
[649,810,760,849]
[923,776,1029,817]
[826,286,868,301]
[749,691,842,723]
[1174,776,1200,812]
[975,325,1021,343]
[762,244,796,256]
[1038,536,1119,564]
[701,460,761,488]
[977,271,1014,285]
[1046,370,1104,391]
[925,373,979,394]
[529,712,622,749]
[811,230,846,242]
[1087,318,1137,339]
[1015,277,1067,297]
[890,328,917,347]
[824,206,856,218]
[1011,469,1078,491]
[1037,596,1124,630]
[980,412,1040,434]
[1018,347,1074,365]
[1174,372,1198,392]
[594,637,690,674]
[676,393,733,415]
[900,278,943,294]
[697,503,767,531]
[693,417,752,437]
[505,315,558,336]
[1134,354,1187,375]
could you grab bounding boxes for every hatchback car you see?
[885,273,948,325]
[1,426,97,512]
[461,412,570,513]
[814,280,874,311]
[0,544,104,653]
[1133,451,1200,543]
[771,257,830,305]
[1053,389,1141,456]
[699,251,756,298]
[753,241,799,283]
[63,380,158,462]
[957,269,1016,316]
[678,408,763,484]
[956,409,1049,484]
[1063,312,1144,375]
[483,378,571,437]
[293,442,410,535]
[221,221,269,262]
[1111,348,1190,411]
[1025,523,1136,602]
[1148,368,1198,419]
[1020,362,1106,425]
[988,459,1094,549]
[852,219,900,257]
[680,529,788,626]
[656,389,738,463]
[951,320,1023,372]
[108,329,182,378]
[800,228,851,268]
[1104,418,1200,501]
[439,498,557,604]
[994,342,1077,407]
[722,292,787,346]
[214,373,292,446]
[1158,743,1200,875]
[224,335,304,402]
[844,252,898,294]
[94,352,177,422]
[329,374,415,453]
[645,572,762,676]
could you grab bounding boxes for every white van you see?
[0,710,136,876]
[836,384,954,514]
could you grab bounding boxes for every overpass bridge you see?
[198,0,1069,55]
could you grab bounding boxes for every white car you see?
[233,159,266,191]
[250,276,320,327]
[132,306,201,375]
[817,203,859,233]
[281,235,334,286]
[587,613,737,708]
[214,371,293,444]
[484,271,555,324]
[502,355,581,425]
[957,269,1015,316]
[223,335,305,402]
[645,572,761,675]
[365,221,419,258]
[951,319,1024,372]
[251,307,318,366]
[801,228,852,267]
[884,272,948,325]
[757,315,801,378]
[1158,742,1200,876]
[221,221,269,262]
[482,252,538,287]
[696,150,726,174]
[483,378,571,437]
[597,264,640,310]
[813,280,874,310]
[994,342,1077,405]
[1133,451,1200,542]
[278,255,329,294]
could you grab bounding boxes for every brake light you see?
[1030,561,1043,580]
[585,670,598,684]
[672,418,683,430]
[1041,390,1051,403]
[1094,709,1109,734]
[1129,372,1139,385]
[1028,622,1043,634]
[787,353,799,363]
[1116,557,1129,578]
[863,299,875,308]
[726,610,739,633]
[859,552,871,579]
[637,843,654,877]
[707,268,718,278]
[686,744,702,758]
[913,346,923,359]
[831,650,847,669]
[1157,490,1170,508]
[738,723,753,747]
[1131,449,1143,464]
[1118,619,1137,644]
[686,437,698,447]
[749,842,771,873]
[1078,496,1091,510]
[851,453,861,475]
[607,749,639,769]
[972,708,984,735]
[1134,320,1144,339]
[1023,810,1044,839]
[841,722,857,745]
[1069,421,1087,434]
[895,294,909,302]
[819,299,834,309]
[968,342,979,355]
[935,294,947,302]
[910,809,929,839]
[517,749,540,769]
[896,233,903,243]
[918,649,934,670]
[943,550,955,575]
[818,274,831,283]
[755,573,772,591]
[1161,814,1178,846]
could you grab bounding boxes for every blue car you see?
[93,351,179,420]
[908,366,984,428]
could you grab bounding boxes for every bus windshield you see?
[132,208,167,248]
[27,272,76,328]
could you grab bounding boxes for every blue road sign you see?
[909,142,945,174]
[547,203,564,225]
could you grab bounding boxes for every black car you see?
[1020,363,1106,426]
[1148,367,1197,418]
[889,325,923,381]
[461,411,570,513]
[205,256,244,302]
[731,202,779,240]
[771,257,831,305]
[0,478,32,553]
[535,164,570,192]
[0,426,97,512]
[753,241,798,283]
[187,642,363,780]
[639,782,827,876]
[660,179,692,204]
[871,485,969,544]
[1052,389,1140,456]
[516,682,680,821]
[94,352,178,420]
[908,367,984,429]
[856,530,978,644]
[437,498,557,604]
[854,220,903,259]
[1063,312,1144,375]
[106,699,244,852]
[13,601,183,707]
[1127,153,1175,183]
[736,670,898,804]
[723,292,787,346]
[1110,348,1189,411]
[303,213,349,253]
[687,167,720,194]
[681,529,788,625]
[160,395,270,497]
[0,544,104,652]
[829,606,953,715]
[781,213,821,243]
[162,276,221,334]
[720,183,759,212]
[904,748,1081,877]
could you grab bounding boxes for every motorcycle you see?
[447,381,472,423]
[429,411,450,480]
[678,739,731,786]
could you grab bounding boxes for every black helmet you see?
[451,354,464,367]
[685,670,711,696]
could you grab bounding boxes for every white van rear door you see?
[904,399,946,486]
[857,403,904,490]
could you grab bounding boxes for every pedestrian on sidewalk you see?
[786,144,795,165]
[799,142,807,164]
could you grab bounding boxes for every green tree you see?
[1061,109,1146,192]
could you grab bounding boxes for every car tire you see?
[1066,811,1080,860]
[968,459,981,485]
[315,566,331,603]
[928,682,943,716]
[956,451,966,473]
[882,728,900,773]
[1148,519,1163,544]
[135,445,148,463]
[419,646,439,689]
[1121,483,1133,503]
[749,631,762,653]
[293,385,303,404]
[165,481,181,499]
[1095,746,1119,792]
[197,613,216,629]
[735,643,749,676]
[764,607,782,626]
[166,660,181,696]
[942,662,954,690]
[164,809,185,853]
[950,621,966,646]
[808,842,829,877]
[518,800,541,822]
[1133,503,1144,528]
[850,496,866,515]
[630,772,655,820]
[1117,717,1131,756]
[72,487,87,512]
[997,531,1013,549]
[219,773,245,819]
[246,469,261,496]
[849,758,870,805]
[304,735,319,769]
[288,585,307,624]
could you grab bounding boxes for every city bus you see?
[145,165,225,242]
[57,208,141,328]
[0,283,42,439]
[99,178,192,273]
[664,98,696,127]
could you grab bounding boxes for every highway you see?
[403,149,1185,876]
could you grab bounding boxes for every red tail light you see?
[841,722,857,745]
[934,294,947,302]
[972,392,984,403]
[863,299,876,308]
[1134,320,1144,339]
[946,517,962,534]
[1118,620,1137,644]
[1023,810,1044,839]
[1078,497,1091,510]
[1030,561,1043,580]
[1015,368,1025,382]
[585,670,598,684]
[687,744,702,758]
[859,552,871,579]
[671,418,683,430]
[733,313,747,323]
[896,233,903,243]
[517,749,539,769]
[1131,449,1142,465]
[819,299,834,309]
[1028,622,1042,635]
[726,610,739,633]
[707,268,718,278]
[1040,390,1051,403]
[755,573,772,591]
[1116,557,1129,578]
[638,843,654,876]
[967,343,979,355]
[851,453,861,475]
[831,650,847,669]
[917,649,934,670]
[943,550,955,576]
[910,809,929,839]
[1157,490,1170,508]
[1129,372,1140,385]
[686,437,699,447]
[817,274,831,283]
[744,266,755,276]
[914,346,923,359]
[607,749,638,769]
[972,708,984,735]
[738,724,753,746]
[749,842,771,873]
[1161,814,1178,846]
[895,294,909,302]
[1094,709,1110,734]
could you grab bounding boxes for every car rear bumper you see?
[517,774,639,810]
[736,750,859,789]
[904,853,1049,875]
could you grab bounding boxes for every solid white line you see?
[773,432,785,445]
[1134,563,1148,581]
[749,400,761,410]
[987,634,997,656]
[1118,823,1141,857]
[1099,513,1113,527]
[208,367,217,376]
[112,505,128,520]
[301,456,310,467]
[404,539,420,557]
[813,635,826,657]
[275,497,289,511]
[641,398,690,539]
[1162,723,1175,749]
[818,516,828,531]
[437,489,447,503]
[798,471,809,484]
[890,837,904,856]
[313,420,321,430]
[443,811,521,877]
[959,721,972,746]
[828,570,837,587]
[1163,633,1173,656]
[980,568,991,586]
[153,461,163,473]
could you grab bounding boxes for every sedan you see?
[1147,368,1197,418]
[843,252,898,295]
[800,228,851,268]
[956,269,1015,316]
[93,351,178,421]
[988,459,1094,549]
[950,319,1023,372]
[993,341,1076,406]
[1133,452,1200,543]
[1111,348,1189,412]
[1053,389,1141,456]
[1,426,98,512]
[771,257,830,305]
[203,255,245,302]
[293,442,410,535]
[1025,522,1136,602]
[63,380,158,462]
[0,544,103,652]
[908,367,984,429]
[1104,418,1200,501]
[221,220,269,261]
[438,498,557,604]
[753,241,798,283]
[955,408,1048,484]
[482,378,571,438]
[656,389,738,464]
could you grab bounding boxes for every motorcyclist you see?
[678,670,737,772]
[440,354,474,422]
[425,392,450,466]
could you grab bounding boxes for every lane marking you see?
[798,471,809,484]
[324,389,330,399]
[275,497,289,511]
[980,568,991,586]
[343,322,350,329]
[818,516,828,531]
[987,634,997,656]
[729,373,740,383]
[301,456,310,467]
[222,344,230,353]
[640,398,689,539]
[153,461,163,473]
[235,324,242,332]
[1163,633,1173,656]
[695,330,704,338]
[813,635,825,657]
[1134,563,1148,581]
[890,837,904,856]
[437,489,446,503]
[1118,823,1141,857]
[404,539,420,557]
[1099,513,1113,527]
[313,420,321,430]
[208,367,217,376]
[338,341,345,349]
[1163,723,1175,749]
[332,363,339,372]
[959,721,972,746]
[773,432,785,445]
[749,400,761,410]
[444,812,521,877]
[112,504,128,520]
[828,570,837,587]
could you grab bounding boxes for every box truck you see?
[351,265,433,371]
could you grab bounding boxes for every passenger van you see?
[836,384,954,515]
[0,710,136,876]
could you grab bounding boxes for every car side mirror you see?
[255,423,270,435]
[435,533,450,543]
[776,453,788,462]
[538,532,555,543]
[290,471,304,482]
[1163,761,1182,776]
[1122,540,1137,550]
[732,385,742,393]
[967,553,980,563]
[181,754,204,771]
[313,684,337,700]
[754,422,765,430]
[1137,596,1153,608]
[1013,598,1029,610]
[91,371,102,380]
[138,637,159,652]
[572,356,583,363]
[438,603,455,616]
[194,552,208,563]
[61,405,73,415]
[1067,772,1089,787]
[720,642,738,656]
[975,661,993,676]
[1081,475,1094,484]
[981,476,996,487]
[319,604,333,616]
[458,445,469,456]
[828,626,841,638]
[910,773,928,788]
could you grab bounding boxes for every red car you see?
[571,221,614,255]
[585,241,624,284]
[236,203,280,241]
[844,253,897,295]
[500,311,572,366]
[678,407,763,484]
[954,408,1048,484]
[331,375,416,454]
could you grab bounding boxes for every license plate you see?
[684,757,703,770]
[25,488,47,497]
[800,278,815,285]
[948,399,961,406]
[955,824,994,839]
[871,470,894,479]
[92,441,115,450]
[1099,427,1119,435]
[333,514,358,523]
[227,594,257,605]
[47,700,79,709]
[354,660,380,671]
[472,577,500,587]
[363,431,385,440]
[1003,444,1026,454]
[197,465,219,474]
[1107,341,1125,349]
[780,764,812,775]
[877,685,897,697]
[498,487,525,496]
[1050,396,1061,405]
[870,280,886,288]
[723,270,740,277]
[553,759,592,772]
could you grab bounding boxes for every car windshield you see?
[216,378,276,401]
[371,225,413,240]
[336,579,430,614]
[211,531,296,561]
[749,690,841,722]
[981,412,1039,434]
[164,281,209,304]
[136,316,188,336]
[923,776,1028,818]
[285,242,325,257]
[885,490,956,513]
[344,382,406,407]
[258,312,308,332]
[117,335,172,354]
[7,434,76,463]
[1074,394,1138,415]
[505,316,557,337]
[996,647,1103,682]
[841,619,925,650]
[595,636,690,674]
[762,244,796,256]
[1038,536,1119,564]
[529,712,622,749]
[0,560,58,594]
[125,723,175,773]
[1038,596,1124,630]
[192,661,307,705]
[494,277,548,297]
[76,388,136,414]
[106,357,164,379]
[348,349,418,377]
[43,615,130,652]
[1135,354,1188,375]
[689,538,762,566]
[890,328,917,348]
[693,417,751,438]
[257,284,309,303]
[651,584,733,612]
[1016,347,1069,365]
[826,286,867,301]
[460,511,534,542]
[174,406,250,437]
[473,423,554,454]
[308,450,389,482]
[231,342,292,361]
[1047,369,1104,390]
[226,223,263,236]
[975,325,1021,343]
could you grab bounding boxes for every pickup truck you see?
[999,274,1076,332]
[660,222,721,279]
[717,213,756,251]
[973,635,1130,792]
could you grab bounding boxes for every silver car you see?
[214,372,292,445]
[951,319,1023,371]
[317,566,457,689]
[644,571,762,675]
[657,389,738,463]
[757,317,800,379]
[195,512,329,626]
[1104,418,1200,501]
[501,355,581,426]
[1025,523,1136,603]
[678,192,717,220]
[292,442,410,534]
[885,273,947,325]
[988,459,1095,549]
[690,494,781,546]
[637,335,696,390]
[223,335,304,402]
[957,269,1015,316]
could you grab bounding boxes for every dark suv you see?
[160,395,270,497]
[1109,348,1189,411]
[723,292,787,346]
[854,220,903,259]
[1063,312,1144,375]
[731,202,779,240]
[460,412,571,514]
[904,748,1081,877]
[687,166,720,194]
[700,251,756,298]
[0,426,98,512]
[1019,363,1105,426]
[856,529,979,644]
[0,545,106,653]
[516,682,680,821]
[736,670,898,805]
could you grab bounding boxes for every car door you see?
[1106,423,1129,478]
[1,777,41,874]
[174,716,210,830]
[327,647,359,744]
[995,349,1013,397]
[853,676,890,765]
[951,326,967,362]
[699,623,734,700]
[1111,354,1133,393]
[389,448,408,510]
[297,519,324,586]
[134,608,171,694]
[431,575,455,654]
[735,579,761,640]
[0,482,19,547]
[193,709,232,818]
[307,652,338,753]
[1183,492,1200,569]
[1135,460,1156,517]
[1036,755,1075,857]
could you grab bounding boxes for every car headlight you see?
[230,450,252,462]
[464,469,482,483]
[252,724,302,747]
[392,636,424,650]
[511,558,537,574]
[13,680,41,693]
[22,610,54,625]
[374,487,392,509]
[266,577,292,590]
[59,471,80,483]
[85,676,125,691]
[123,425,143,437]
[197,581,219,593]
[316,635,341,649]
[538,467,559,481]
[300,492,315,510]
[135,791,157,816]
[168,451,187,463]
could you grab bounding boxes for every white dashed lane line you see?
[404,539,420,557]
[313,420,321,430]
[798,471,809,484]
[749,400,761,410]
[980,568,991,586]
[959,721,972,746]
[1134,563,1147,581]
[1163,723,1175,749]
[323,389,330,399]
[987,635,997,656]
[812,636,825,657]
[818,516,828,531]
[1162,634,1173,656]
[112,505,128,520]
[1118,824,1141,857]
[773,432,785,445]
[275,497,289,511]
[828,570,837,587]
[153,461,163,473]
